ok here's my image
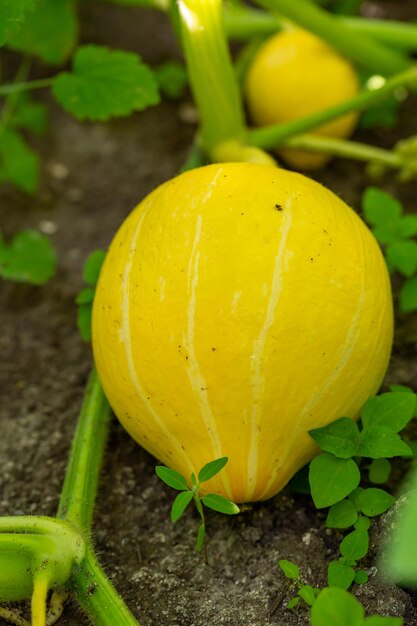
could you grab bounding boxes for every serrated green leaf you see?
[201,493,239,515]
[298,585,316,606]
[155,466,188,491]
[198,457,228,483]
[309,418,360,459]
[0,0,37,46]
[340,530,369,561]
[278,559,300,580]
[155,60,188,100]
[311,587,364,626]
[326,499,358,529]
[309,454,360,509]
[369,458,391,484]
[11,95,48,135]
[0,230,56,285]
[357,488,395,517]
[83,250,106,286]
[359,427,412,459]
[171,490,193,522]
[354,569,369,585]
[400,277,417,313]
[77,303,92,342]
[53,45,160,121]
[0,128,39,193]
[386,240,417,277]
[7,0,78,64]
[361,393,417,433]
[327,560,355,590]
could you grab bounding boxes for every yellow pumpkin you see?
[245,29,360,170]
[92,163,392,503]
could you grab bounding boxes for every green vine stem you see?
[223,5,417,51]
[177,0,246,153]
[248,66,417,149]
[71,549,141,626]
[57,368,111,532]
[0,78,54,97]
[253,0,411,75]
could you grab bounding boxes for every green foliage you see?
[327,559,356,590]
[0,128,39,193]
[279,559,300,580]
[311,588,363,626]
[7,0,78,65]
[369,458,392,484]
[309,454,360,508]
[386,468,417,586]
[356,488,395,517]
[340,529,369,562]
[310,418,360,459]
[155,61,188,99]
[362,187,417,312]
[76,250,106,342]
[10,94,48,136]
[53,45,160,121]
[0,0,37,46]
[0,230,56,285]
[326,499,358,529]
[155,457,239,552]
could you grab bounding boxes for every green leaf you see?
[386,240,417,277]
[198,457,228,483]
[364,618,403,626]
[327,560,355,590]
[7,0,78,65]
[359,427,412,459]
[360,96,400,131]
[76,286,95,305]
[354,569,369,585]
[0,230,56,285]
[155,466,188,491]
[362,187,402,244]
[0,128,39,193]
[53,45,160,121]
[278,559,300,580]
[286,597,300,609]
[397,214,417,239]
[195,521,205,552]
[83,250,106,286]
[369,458,392,485]
[155,61,188,100]
[354,515,371,531]
[10,94,48,135]
[171,490,193,522]
[311,587,364,626]
[340,530,369,561]
[77,303,92,342]
[289,465,311,495]
[326,499,358,529]
[400,277,417,313]
[389,384,415,395]
[201,493,239,515]
[357,488,395,517]
[361,393,417,432]
[309,454,361,509]
[349,488,364,509]
[0,0,37,46]
[309,418,360,459]
[386,470,417,586]
[298,585,316,606]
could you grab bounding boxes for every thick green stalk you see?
[57,369,111,533]
[282,134,401,167]
[177,0,246,152]
[72,549,140,626]
[253,0,410,75]
[248,66,417,149]
[223,5,417,51]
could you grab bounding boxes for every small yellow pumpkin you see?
[245,29,360,170]
[92,163,392,503]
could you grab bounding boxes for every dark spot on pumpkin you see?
[275,204,283,211]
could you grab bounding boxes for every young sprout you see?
[155,457,239,553]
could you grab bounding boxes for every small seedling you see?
[0,229,56,285]
[155,457,239,553]
[278,559,320,609]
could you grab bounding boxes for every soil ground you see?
[1,1,417,625]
